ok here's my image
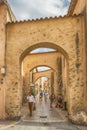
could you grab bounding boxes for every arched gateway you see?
[0,0,87,125]
[6,16,86,123]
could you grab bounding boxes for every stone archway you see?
[33,70,53,96]
[5,16,86,124]
[22,52,67,99]
[22,53,57,103]
[33,69,53,83]
[22,52,60,88]
[34,76,50,95]
[22,63,54,103]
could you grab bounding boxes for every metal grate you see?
[40,116,47,118]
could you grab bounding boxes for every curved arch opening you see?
[30,65,54,72]
[20,42,69,62]
[20,42,69,119]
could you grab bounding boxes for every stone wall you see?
[5,15,87,124]
[68,0,85,16]
[0,3,7,119]
[68,0,87,124]
[0,2,16,119]
[73,0,85,15]
[0,2,17,119]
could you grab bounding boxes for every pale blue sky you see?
[30,48,56,53]
[8,0,71,20]
[37,66,51,72]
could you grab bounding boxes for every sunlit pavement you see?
[0,96,87,130]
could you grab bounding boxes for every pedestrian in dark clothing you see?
[49,93,55,108]
[39,91,43,101]
[57,95,63,109]
[55,95,63,108]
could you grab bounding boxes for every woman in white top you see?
[27,91,35,116]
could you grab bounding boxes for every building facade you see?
[0,0,87,125]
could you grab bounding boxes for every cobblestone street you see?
[0,96,87,130]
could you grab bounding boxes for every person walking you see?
[44,92,48,102]
[27,91,35,116]
[57,95,63,109]
[49,93,55,108]
[39,91,43,101]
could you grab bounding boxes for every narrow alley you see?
[0,95,87,130]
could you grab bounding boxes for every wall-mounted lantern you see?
[1,66,6,76]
